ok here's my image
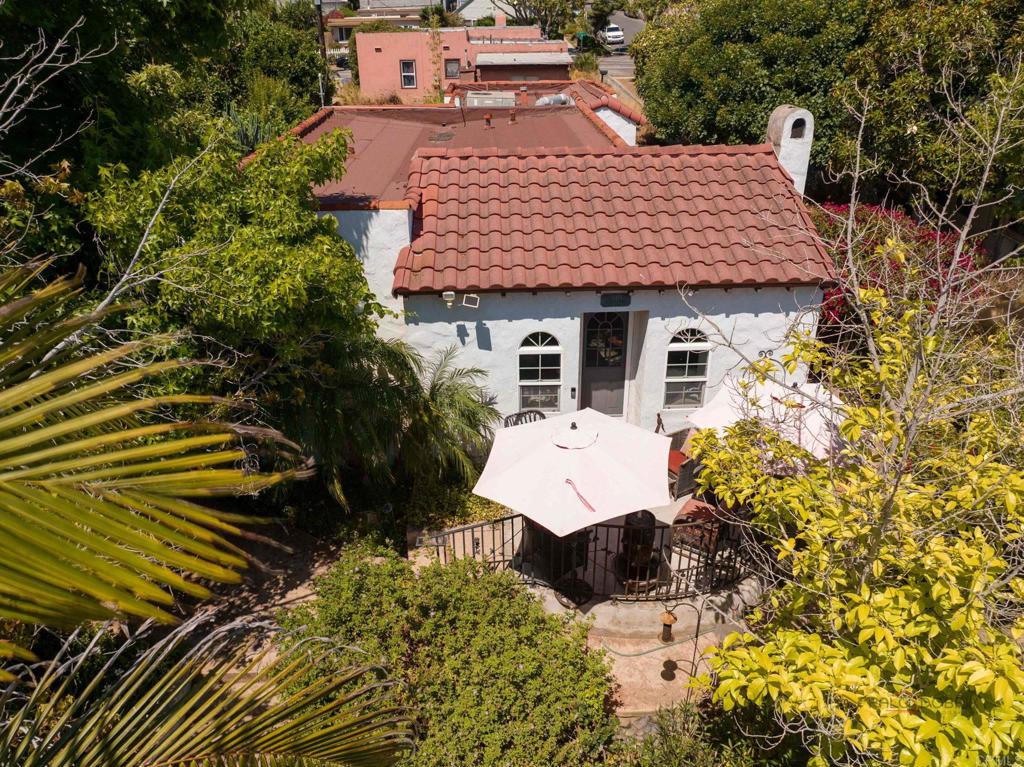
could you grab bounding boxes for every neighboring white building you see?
[289,99,830,431]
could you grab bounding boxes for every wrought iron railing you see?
[415,512,751,603]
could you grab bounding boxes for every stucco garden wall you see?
[400,286,822,431]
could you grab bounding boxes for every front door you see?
[580,312,628,415]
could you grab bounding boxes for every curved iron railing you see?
[415,513,751,603]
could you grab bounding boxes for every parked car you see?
[597,24,625,46]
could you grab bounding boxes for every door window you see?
[585,313,626,367]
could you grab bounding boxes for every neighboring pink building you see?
[356,20,572,102]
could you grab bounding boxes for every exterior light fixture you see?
[442,290,456,307]
[660,609,677,642]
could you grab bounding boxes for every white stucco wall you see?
[328,209,412,339]
[594,106,637,146]
[457,0,503,20]
[400,286,822,431]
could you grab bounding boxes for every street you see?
[597,11,643,80]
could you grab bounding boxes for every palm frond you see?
[402,345,498,485]
[0,618,413,767]
[0,265,313,650]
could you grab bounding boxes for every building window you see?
[585,313,626,368]
[519,332,561,411]
[400,60,417,89]
[664,330,710,409]
[444,58,460,79]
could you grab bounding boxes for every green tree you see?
[87,135,498,518]
[687,69,1024,756]
[282,343,498,511]
[700,305,1024,764]
[420,4,464,27]
[0,0,238,178]
[0,263,306,641]
[86,130,379,385]
[0,0,331,179]
[632,0,1024,201]
[0,264,411,762]
[494,0,584,38]
[632,0,867,165]
[588,0,623,35]
[400,346,498,488]
[838,0,1024,207]
[2,619,411,766]
[281,543,618,767]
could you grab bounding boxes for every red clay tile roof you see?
[392,145,833,295]
[571,90,646,125]
[294,105,617,205]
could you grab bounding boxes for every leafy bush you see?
[608,703,804,767]
[475,14,496,25]
[808,203,982,335]
[404,476,508,530]
[281,544,618,767]
[573,52,600,72]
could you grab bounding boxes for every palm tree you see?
[1,617,412,766]
[281,341,498,509]
[401,346,499,486]
[0,263,411,764]
[0,262,309,637]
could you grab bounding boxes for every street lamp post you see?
[314,0,328,64]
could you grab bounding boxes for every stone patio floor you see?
[529,580,758,717]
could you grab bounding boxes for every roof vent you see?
[536,93,573,107]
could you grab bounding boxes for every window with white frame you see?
[518,332,561,411]
[664,330,710,409]
[399,60,417,89]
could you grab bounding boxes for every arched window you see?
[519,332,561,411]
[664,330,710,409]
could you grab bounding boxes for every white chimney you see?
[767,105,813,196]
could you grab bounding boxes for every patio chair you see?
[503,410,546,428]
[656,414,695,499]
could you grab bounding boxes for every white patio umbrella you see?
[685,376,844,459]
[473,408,671,538]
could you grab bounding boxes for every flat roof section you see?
[296,105,618,205]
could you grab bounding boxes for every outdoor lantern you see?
[660,610,677,642]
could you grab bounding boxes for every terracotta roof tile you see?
[393,145,833,295]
